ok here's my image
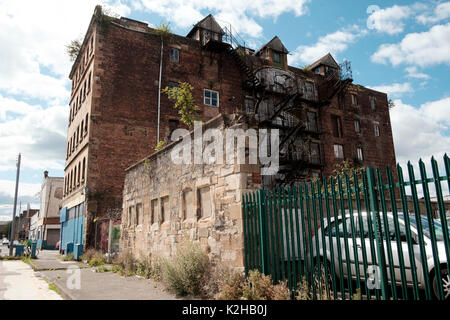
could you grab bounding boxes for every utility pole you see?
[9,153,21,256]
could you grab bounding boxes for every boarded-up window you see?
[136,203,143,226]
[183,189,195,220]
[198,187,212,219]
[306,111,317,132]
[161,196,170,223]
[151,199,158,224]
[128,206,134,227]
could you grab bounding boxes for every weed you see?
[162,240,210,296]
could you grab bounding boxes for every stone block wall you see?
[120,115,261,270]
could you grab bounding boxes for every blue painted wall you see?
[60,203,84,253]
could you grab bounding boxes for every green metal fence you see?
[242,155,450,300]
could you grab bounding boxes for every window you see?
[357,147,364,161]
[374,124,380,137]
[182,189,195,220]
[312,172,320,179]
[136,203,143,226]
[334,144,344,159]
[168,81,179,89]
[77,162,81,184]
[351,94,358,106]
[273,51,281,64]
[80,121,84,140]
[370,97,376,110]
[331,115,343,138]
[87,72,92,93]
[169,48,179,63]
[310,142,320,164]
[74,166,77,188]
[127,206,134,227]
[168,119,179,139]
[307,111,318,132]
[244,96,255,114]
[151,199,158,224]
[198,187,212,219]
[354,119,360,133]
[82,158,86,181]
[85,114,89,133]
[204,89,219,107]
[161,196,170,223]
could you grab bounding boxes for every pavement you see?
[1,247,180,300]
[0,260,63,300]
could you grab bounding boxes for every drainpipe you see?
[157,37,163,143]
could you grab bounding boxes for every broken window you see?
[168,119,180,139]
[351,94,358,106]
[307,111,318,132]
[357,147,364,161]
[182,189,195,220]
[331,115,343,138]
[198,187,212,219]
[334,144,344,159]
[374,124,380,137]
[310,142,320,164]
[161,196,170,223]
[354,119,360,133]
[169,48,179,63]
[204,89,219,107]
[370,97,376,110]
[244,96,255,114]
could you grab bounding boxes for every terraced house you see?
[61,6,396,261]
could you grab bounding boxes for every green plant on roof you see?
[162,82,199,127]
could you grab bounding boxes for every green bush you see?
[63,253,75,261]
[162,240,210,296]
[88,257,106,267]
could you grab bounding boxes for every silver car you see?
[313,212,450,299]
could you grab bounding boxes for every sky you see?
[0,0,449,220]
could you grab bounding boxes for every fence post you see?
[257,189,268,275]
[366,167,389,300]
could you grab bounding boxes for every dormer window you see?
[273,52,281,64]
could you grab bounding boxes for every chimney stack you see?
[44,170,49,178]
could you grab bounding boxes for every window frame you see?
[334,144,344,159]
[357,147,364,161]
[169,48,179,63]
[374,124,380,137]
[204,89,219,107]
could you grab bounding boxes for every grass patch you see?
[63,253,75,261]
[81,249,106,267]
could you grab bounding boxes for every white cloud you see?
[366,4,412,35]
[0,0,130,103]
[416,2,450,24]
[368,83,413,98]
[289,26,366,66]
[390,98,450,186]
[136,0,310,38]
[405,66,430,80]
[0,95,68,172]
[371,22,450,67]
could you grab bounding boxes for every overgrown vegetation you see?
[218,270,291,300]
[152,22,172,38]
[161,240,210,296]
[0,255,21,261]
[65,38,82,62]
[81,248,106,267]
[63,253,75,261]
[162,82,199,127]
[154,140,165,152]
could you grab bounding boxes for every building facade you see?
[63,7,396,253]
[38,171,64,249]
